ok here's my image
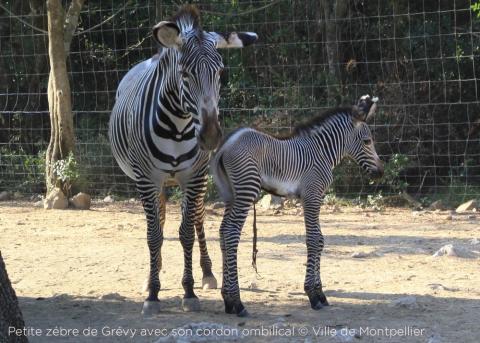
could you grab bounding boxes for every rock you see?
[390,295,418,309]
[470,238,479,245]
[13,191,23,200]
[248,281,258,290]
[44,188,68,210]
[212,202,224,209]
[351,251,381,258]
[428,200,446,211]
[428,283,459,292]
[103,195,115,203]
[0,191,11,201]
[128,198,136,203]
[456,199,477,213]
[432,244,476,259]
[33,200,44,208]
[258,194,283,209]
[71,192,91,210]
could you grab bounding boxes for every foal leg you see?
[303,194,328,310]
[221,181,260,317]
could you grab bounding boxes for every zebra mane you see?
[291,107,354,136]
[172,5,201,32]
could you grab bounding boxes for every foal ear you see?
[211,32,258,49]
[153,21,183,49]
[354,95,379,122]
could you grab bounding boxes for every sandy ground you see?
[0,201,479,343]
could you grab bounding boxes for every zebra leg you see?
[303,195,328,310]
[221,192,258,317]
[178,181,204,312]
[142,190,166,293]
[193,193,217,289]
[137,181,164,316]
[219,205,232,313]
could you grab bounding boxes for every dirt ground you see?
[0,201,479,343]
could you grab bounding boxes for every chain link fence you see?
[0,0,479,205]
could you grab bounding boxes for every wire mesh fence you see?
[0,0,479,204]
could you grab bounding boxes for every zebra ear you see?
[153,21,183,49]
[354,95,379,122]
[212,32,258,49]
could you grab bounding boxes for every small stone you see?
[467,215,476,220]
[213,202,225,209]
[432,244,476,258]
[470,238,479,245]
[411,211,423,217]
[0,191,11,201]
[44,188,68,210]
[71,192,91,210]
[351,251,381,258]
[103,195,115,203]
[128,198,136,203]
[390,295,418,309]
[13,191,23,200]
[33,200,44,208]
[456,199,478,213]
[248,281,258,290]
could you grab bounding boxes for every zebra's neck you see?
[305,114,354,170]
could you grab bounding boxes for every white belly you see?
[261,175,299,197]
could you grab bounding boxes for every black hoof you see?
[311,301,324,310]
[223,294,246,316]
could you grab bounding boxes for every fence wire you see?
[0,0,479,204]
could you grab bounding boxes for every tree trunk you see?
[44,0,83,195]
[0,252,28,343]
[317,0,349,81]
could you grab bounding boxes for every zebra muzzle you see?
[198,112,222,150]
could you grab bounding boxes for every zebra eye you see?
[181,70,189,80]
[363,138,372,145]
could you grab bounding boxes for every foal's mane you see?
[276,106,354,139]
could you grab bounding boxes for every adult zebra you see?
[211,95,384,316]
[109,5,257,315]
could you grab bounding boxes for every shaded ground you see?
[0,201,479,342]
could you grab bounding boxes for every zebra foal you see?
[109,5,257,315]
[211,95,384,316]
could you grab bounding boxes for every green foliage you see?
[0,147,45,193]
[376,154,409,193]
[52,152,81,196]
[471,1,480,18]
